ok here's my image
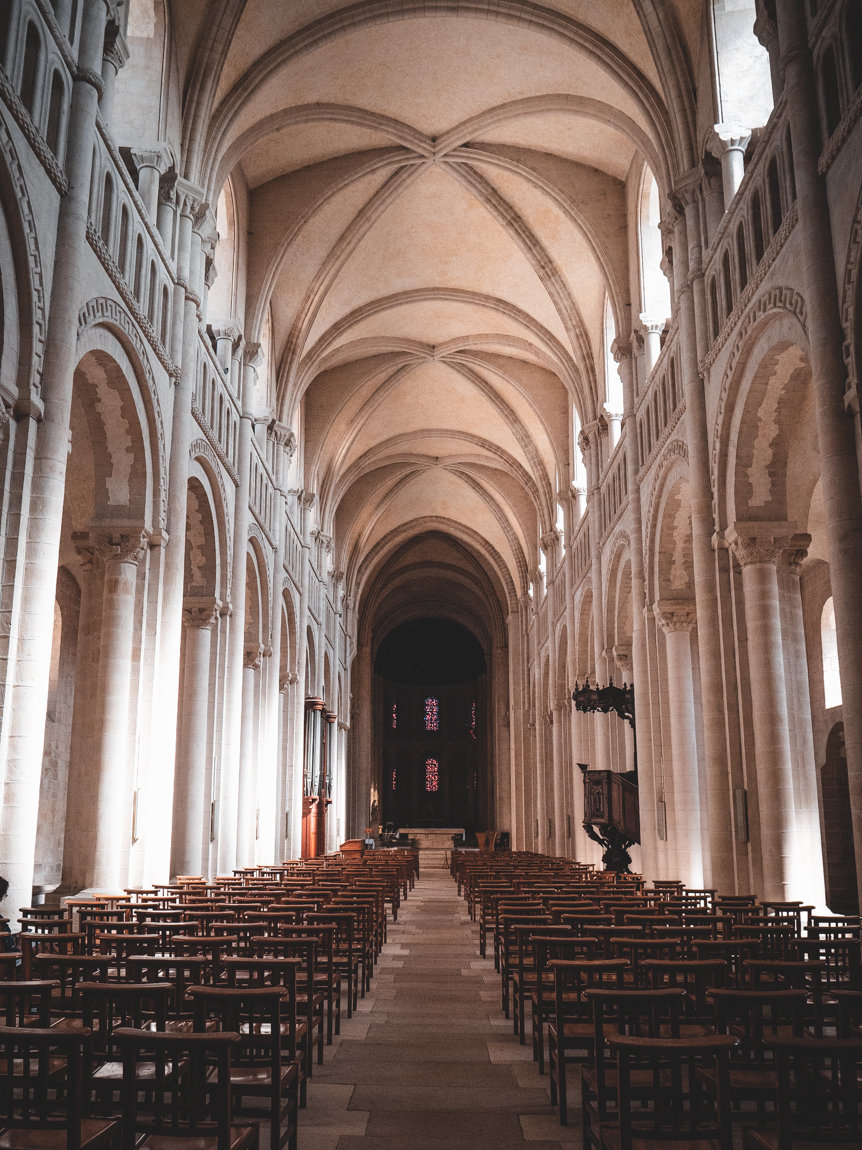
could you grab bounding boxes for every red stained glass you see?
[391,700,397,729]
[424,697,439,731]
[469,700,476,739]
[425,758,439,792]
[392,768,397,791]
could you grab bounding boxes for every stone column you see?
[778,0,862,910]
[710,127,751,209]
[781,538,826,907]
[129,146,173,223]
[672,190,736,893]
[613,647,636,773]
[551,700,566,855]
[0,0,109,926]
[493,642,513,838]
[728,524,797,901]
[654,602,703,888]
[144,187,211,886]
[171,598,220,878]
[99,15,128,127]
[638,316,665,377]
[236,643,262,867]
[580,422,610,772]
[615,341,658,880]
[217,345,259,874]
[91,531,148,890]
[213,323,241,379]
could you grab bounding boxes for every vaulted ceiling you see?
[157,0,698,614]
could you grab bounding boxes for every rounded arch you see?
[188,446,233,602]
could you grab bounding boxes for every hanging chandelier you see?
[572,678,635,729]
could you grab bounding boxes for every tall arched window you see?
[848,1,862,91]
[751,191,765,264]
[100,174,114,246]
[425,759,439,792]
[708,277,720,342]
[46,72,65,158]
[736,224,748,292]
[147,260,157,323]
[20,24,41,118]
[767,157,783,236]
[133,235,144,299]
[424,697,439,731]
[118,206,130,275]
[820,45,842,140]
[822,597,842,708]
[721,250,734,319]
[638,167,671,326]
[160,285,170,346]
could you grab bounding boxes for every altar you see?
[399,827,464,850]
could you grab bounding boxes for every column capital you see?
[269,422,296,457]
[129,144,173,177]
[612,644,633,681]
[653,600,696,634]
[174,178,205,220]
[182,596,221,630]
[103,18,129,73]
[93,530,149,567]
[212,321,243,346]
[637,313,666,336]
[243,642,264,671]
[243,342,264,371]
[784,533,812,576]
[611,336,632,362]
[710,124,752,153]
[727,521,797,567]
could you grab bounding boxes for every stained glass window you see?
[469,700,476,739]
[391,700,397,729]
[425,758,439,792]
[392,768,397,791]
[424,697,439,731]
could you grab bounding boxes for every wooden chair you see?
[743,1036,862,1150]
[0,1026,120,1149]
[602,1034,738,1150]
[188,987,298,1150]
[115,1027,257,1150]
[581,987,686,1150]
[644,959,727,1036]
[0,980,57,1028]
[306,911,360,1018]
[701,987,807,1117]
[78,981,173,1109]
[249,937,324,1078]
[547,958,628,1124]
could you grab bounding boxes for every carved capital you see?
[174,178,205,220]
[754,0,778,49]
[212,322,242,348]
[727,521,797,568]
[93,530,149,567]
[269,422,296,457]
[653,600,696,634]
[242,340,261,367]
[612,644,633,681]
[638,313,666,336]
[784,533,812,576]
[312,529,332,554]
[71,531,97,573]
[611,336,632,362]
[243,642,264,671]
[540,530,560,553]
[103,18,129,73]
[183,596,221,630]
[710,124,752,155]
[129,145,172,176]
[329,568,345,585]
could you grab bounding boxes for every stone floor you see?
[298,861,579,1150]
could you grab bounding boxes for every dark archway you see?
[376,619,488,834]
[820,723,859,915]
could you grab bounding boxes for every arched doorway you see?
[376,618,487,835]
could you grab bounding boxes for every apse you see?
[374,619,488,835]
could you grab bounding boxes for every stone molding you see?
[701,211,801,375]
[0,106,48,399]
[76,298,169,528]
[0,67,69,194]
[709,285,808,490]
[85,223,178,379]
[191,400,240,487]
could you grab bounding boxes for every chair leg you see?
[558,1047,568,1126]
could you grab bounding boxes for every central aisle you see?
[299,865,575,1150]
